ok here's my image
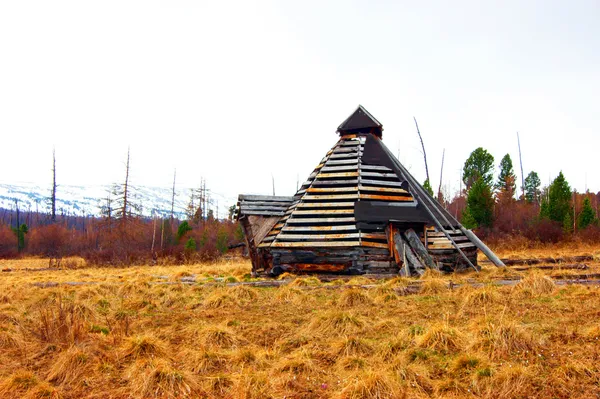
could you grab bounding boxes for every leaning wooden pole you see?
[382,142,479,272]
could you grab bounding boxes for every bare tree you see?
[413,117,430,184]
[170,169,176,221]
[517,132,525,200]
[51,148,57,222]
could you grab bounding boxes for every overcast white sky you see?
[1,0,599,209]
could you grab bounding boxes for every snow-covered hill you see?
[0,182,198,219]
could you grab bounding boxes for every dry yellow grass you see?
[1,254,600,398]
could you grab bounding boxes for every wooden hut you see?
[236,106,504,276]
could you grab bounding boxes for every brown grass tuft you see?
[201,326,240,349]
[419,278,448,294]
[515,271,556,296]
[46,345,91,385]
[307,310,364,336]
[339,288,373,307]
[124,359,200,398]
[338,370,403,399]
[229,285,258,301]
[473,319,537,359]
[417,322,465,353]
[121,334,168,361]
[333,336,373,358]
[203,290,235,309]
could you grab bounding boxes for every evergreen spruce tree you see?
[464,177,494,228]
[546,171,572,223]
[496,154,516,196]
[463,147,495,189]
[578,197,597,229]
[524,171,541,203]
[176,221,192,241]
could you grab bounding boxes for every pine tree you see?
[524,171,541,203]
[545,171,572,224]
[578,197,597,229]
[496,154,516,197]
[464,177,494,228]
[177,221,192,241]
[463,147,494,189]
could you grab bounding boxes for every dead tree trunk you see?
[413,117,430,184]
[51,148,57,222]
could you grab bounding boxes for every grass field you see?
[1,245,600,398]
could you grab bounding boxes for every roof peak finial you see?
[337,105,383,138]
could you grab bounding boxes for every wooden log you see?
[404,228,438,270]
[500,255,594,266]
[461,229,505,267]
[393,231,422,276]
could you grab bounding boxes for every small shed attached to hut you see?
[236,106,504,276]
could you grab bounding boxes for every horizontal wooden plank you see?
[333,147,360,154]
[240,201,291,207]
[317,172,359,178]
[291,209,354,215]
[303,194,359,200]
[427,236,470,243]
[358,185,409,194]
[360,164,393,172]
[325,159,358,165]
[286,217,356,223]
[360,241,389,249]
[307,186,358,193]
[361,171,399,178]
[239,194,294,202]
[360,233,387,240]
[277,233,360,240]
[282,225,357,232]
[428,242,476,250]
[359,179,404,187]
[359,194,414,201]
[427,231,464,237]
[312,179,359,186]
[329,152,359,159]
[296,202,355,208]
[238,210,285,216]
[262,235,276,241]
[321,165,358,172]
[271,241,361,248]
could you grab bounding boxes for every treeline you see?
[0,211,244,264]
[442,147,600,244]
